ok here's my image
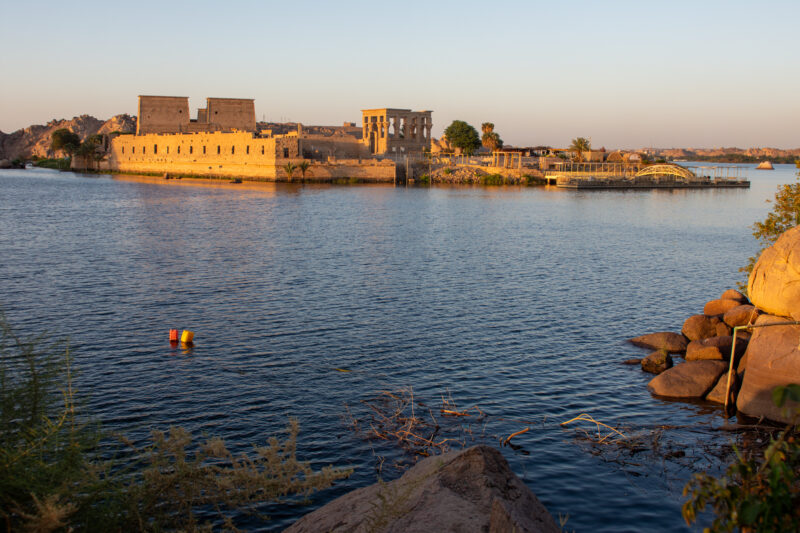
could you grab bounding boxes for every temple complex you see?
[99,96,432,181]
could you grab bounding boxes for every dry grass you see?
[343,388,497,472]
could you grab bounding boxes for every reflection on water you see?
[0,164,797,532]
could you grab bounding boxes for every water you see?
[0,164,797,531]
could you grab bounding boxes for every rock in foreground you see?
[647,360,728,398]
[285,445,559,533]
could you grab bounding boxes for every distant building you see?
[361,108,432,155]
[100,96,433,181]
[136,95,256,135]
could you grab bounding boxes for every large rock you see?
[682,314,730,341]
[685,336,746,361]
[285,445,559,533]
[706,373,736,405]
[703,298,743,317]
[723,304,760,328]
[720,289,748,303]
[736,314,800,424]
[629,332,687,354]
[641,350,673,374]
[647,360,728,398]
[748,226,800,320]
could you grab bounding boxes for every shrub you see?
[0,312,351,531]
[682,384,800,532]
[33,158,71,170]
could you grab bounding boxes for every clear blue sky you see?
[1,0,798,149]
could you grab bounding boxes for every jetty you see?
[546,162,749,190]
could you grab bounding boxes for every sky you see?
[1,0,798,149]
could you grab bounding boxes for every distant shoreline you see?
[669,155,799,165]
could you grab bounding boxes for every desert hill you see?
[0,114,136,161]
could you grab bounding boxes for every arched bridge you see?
[635,163,696,181]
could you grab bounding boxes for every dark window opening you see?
[231,146,235,155]
[190,146,193,154]
[177,146,180,154]
[246,145,249,154]
[154,144,158,154]
[217,145,221,154]
[203,146,206,154]
[122,146,125,154]
[261,146,264,155]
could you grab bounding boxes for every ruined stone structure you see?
[361,108,432,155]
[105,129,394,180]
[136,95,255,135]
[106,96,432,181]
[136,96,190,135]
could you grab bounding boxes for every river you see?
[0,163,797,531]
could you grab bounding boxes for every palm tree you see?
[298,160,311,180]
[284,162,296,181]
[481,122,503,151]
[569,137,591,162]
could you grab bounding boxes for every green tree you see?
[50,129,81,157]
[740,171,800,287]
[444,120,481,156]
[569,137,591,162]
[481,122,503,151]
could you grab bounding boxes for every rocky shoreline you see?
[627,227,800,424]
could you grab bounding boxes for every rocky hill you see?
[0,114,136,161]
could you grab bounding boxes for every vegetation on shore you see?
[443,120,481,156]
[682,386,800,531]
[0,312,351,531]
[32,157,71,170]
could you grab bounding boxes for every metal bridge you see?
[634,163,696,181]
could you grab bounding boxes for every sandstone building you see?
[361,108,432,155]
[101,96,432,180]
[136,96,255,135]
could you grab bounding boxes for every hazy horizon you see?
[1,0,798,150]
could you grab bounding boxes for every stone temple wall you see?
[205,98,256,132]
[137,96,190,135]
[103,131,394,181]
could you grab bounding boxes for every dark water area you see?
[1,164,797,531]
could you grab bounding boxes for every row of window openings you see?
[122,145,290,157]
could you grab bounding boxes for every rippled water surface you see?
[1,165,797,531]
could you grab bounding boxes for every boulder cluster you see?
[629,226,800,424]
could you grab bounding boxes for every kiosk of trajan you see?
[100,95,432,180]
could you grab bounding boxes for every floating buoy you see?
[169,329,179,342]
[181,330,194,344]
